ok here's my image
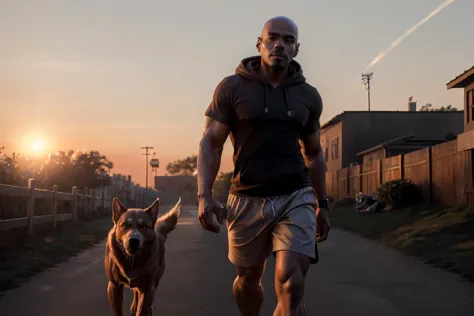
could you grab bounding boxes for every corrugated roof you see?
[446,66,474,89]
[356,134,415,156]
[320,109,462,131]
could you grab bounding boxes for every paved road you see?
[1,209,474,315]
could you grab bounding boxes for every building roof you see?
[320,110,463,131]
[446,66,474,89]
[356,134,446,156]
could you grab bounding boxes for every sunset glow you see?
[31,139,44,153]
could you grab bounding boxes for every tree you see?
[0,147,23,185]
[35,150,113,191]
[166,155,197,175]
[419,103,457,112]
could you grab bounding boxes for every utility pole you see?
[141,145,154,206]
[361,72,373,111]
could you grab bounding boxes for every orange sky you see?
[1,0,472,187]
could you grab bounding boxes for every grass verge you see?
[330,199,474,282]
[0,215,113,298]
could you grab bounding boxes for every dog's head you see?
[111,197,181,257]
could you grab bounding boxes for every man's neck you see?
[260,60,288,88]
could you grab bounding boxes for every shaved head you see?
[257,16,300,70]
[261,16,299,41]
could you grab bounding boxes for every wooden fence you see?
[0,179,120,235]
[330,139,473,206]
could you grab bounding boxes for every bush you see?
[376,179,422,209]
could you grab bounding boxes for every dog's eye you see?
[121,222,130,228]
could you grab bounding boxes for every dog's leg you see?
[107,281,124,316]
[130,289,139,315]
[135,288,155,316]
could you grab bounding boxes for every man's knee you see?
[234,262,266,289]
[275,251,310,295]
[275,265,305,294]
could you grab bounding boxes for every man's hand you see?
[316,207,331,243]
[198,196,226,233]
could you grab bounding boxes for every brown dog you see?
[104,197,181,316]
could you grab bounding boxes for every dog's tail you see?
[155,198,181,236]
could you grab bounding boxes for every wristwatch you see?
[317,199,329,209]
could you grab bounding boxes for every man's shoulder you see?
[299,82,323,109]
[300,81,321,96]
[215,74,246,92]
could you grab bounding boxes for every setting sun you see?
[31,139,44,153]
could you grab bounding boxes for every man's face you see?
[257,20,299,70]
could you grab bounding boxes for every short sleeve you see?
[301,88,323,137]
[205,77,235,127]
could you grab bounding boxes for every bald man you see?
[197,16,330,315]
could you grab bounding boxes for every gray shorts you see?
[225,186,318,268]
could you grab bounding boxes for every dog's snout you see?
[128,237,140,248]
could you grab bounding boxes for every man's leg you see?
[226,193,275,316]
[273,251,310,315]
[233,261,267,316]
[271,186,318,315]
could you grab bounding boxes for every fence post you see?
[377,160,382,186]
[52,185,58,229]
[90,189,95,213]
[27,178,37,235]
[359,165,363,194]
[72,186,79,222]
[101,189,105,212]
[84,187,89,217]
[399,154,404,180]
[428,147,433,204]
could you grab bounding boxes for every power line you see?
[361,72,373,111]
[141,145,154,206]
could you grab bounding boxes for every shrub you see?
[376,179,422,209]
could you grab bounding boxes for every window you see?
[331,138,339,160]
[468,89,474,123]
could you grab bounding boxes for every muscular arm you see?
[197,117,230,199]
[300,130,327,200]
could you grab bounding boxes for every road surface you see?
[1,209,474,315]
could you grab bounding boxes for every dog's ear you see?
[144,198,160,224]
[156,198,181,236]
[112,198,127,225]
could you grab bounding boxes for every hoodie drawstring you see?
[263,83,293,117]
[264,82,269,113]
[283,85,293,117]
[260,196,278,219]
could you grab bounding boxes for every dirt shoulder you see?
[0,215,113,297]
[0,203,196,297]
[329,199,474,282]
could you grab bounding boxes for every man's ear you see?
[144,198,160,224]
[112,198,127,225]
[294,43,300,57]
[256,37,262,52]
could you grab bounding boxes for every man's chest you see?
[232,84,312,127]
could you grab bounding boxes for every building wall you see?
[320,121,343,173]
[154,175,197,205]
[340,111,463,168]
[464,82,474,132]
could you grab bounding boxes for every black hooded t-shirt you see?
[205,56,323,197]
